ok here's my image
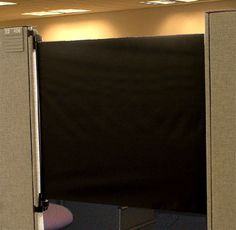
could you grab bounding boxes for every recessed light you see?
[0,1,16,6]
[140,0,199,5]
[22,11,62,16]
[49,9,90,14]
[177,0,198,2]
[22,9,90,17]
[140,0,176,5]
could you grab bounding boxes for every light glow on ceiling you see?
[0,1,16,6]
[22,9,90,16]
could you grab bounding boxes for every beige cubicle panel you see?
[0,27,43,230]
[205,11,236,230]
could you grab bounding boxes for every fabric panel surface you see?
[38,35,206,213]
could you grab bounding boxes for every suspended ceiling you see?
[0,0,229,22]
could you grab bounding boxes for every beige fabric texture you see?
[206,11,236,230]
[0,27,35,229]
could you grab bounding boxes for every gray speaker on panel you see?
[0,27,43,230]
[205,10,236,230]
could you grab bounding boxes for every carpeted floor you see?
[51,200,207,230]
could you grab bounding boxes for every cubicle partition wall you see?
[205,11,236,230]
[0,10,236,230]
[0,27,43,230]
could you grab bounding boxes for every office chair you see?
[44,203,73,230]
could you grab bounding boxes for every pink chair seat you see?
[43,203,73,230]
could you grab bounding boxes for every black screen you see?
[38,35,206,213]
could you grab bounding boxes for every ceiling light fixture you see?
[140,0,176,5]
[177,0,198,2]
[49,9,90,14]
[140,0,199,5]
[0,1,16,6]
[22,9,90,17]
[22,11,62,16]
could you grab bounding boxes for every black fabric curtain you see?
[37,34,206,213]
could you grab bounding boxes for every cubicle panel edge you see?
[28,28,44,230]
[205,13,212,230]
